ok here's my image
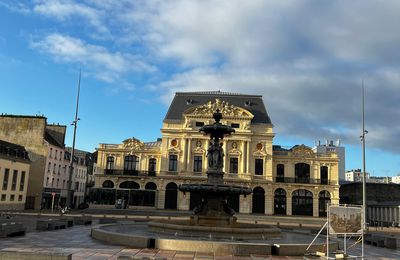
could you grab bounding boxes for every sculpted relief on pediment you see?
[291,145,314,157]
[123,137,144,150]
[184,99,254,119]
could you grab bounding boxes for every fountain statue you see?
[179,109,252,225]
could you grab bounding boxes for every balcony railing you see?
[104,169,157,176]
[275,177,333,185]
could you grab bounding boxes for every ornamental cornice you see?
[183,98,254,119]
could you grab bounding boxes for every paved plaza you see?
[0,215,398,259]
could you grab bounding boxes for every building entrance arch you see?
[252,187,265,214]
[292,189,313,216]
[164,182,178,209]
[274,188,286,215]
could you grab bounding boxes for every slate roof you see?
[0,139,30,161]
[164,91,272,124]
[44,131,64,148]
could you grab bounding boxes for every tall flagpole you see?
[361,81,367,258]
[66,70,81,209]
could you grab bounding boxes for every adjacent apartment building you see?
[0,140,30,210]
[91,91,340,217]
[0,115,66,209]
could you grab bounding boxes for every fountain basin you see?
[91,222,339,256]
[148,219,281,240]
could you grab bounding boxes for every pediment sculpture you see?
[123,137,144,149]
[184,98,254,119]
[291,144,314,157]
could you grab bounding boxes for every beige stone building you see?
[0,115,66,209]
[0,140,30,210]
[92,92,339,217]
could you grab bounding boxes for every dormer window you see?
[244,100,252,107]
[186,98,193,105]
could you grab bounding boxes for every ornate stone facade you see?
[92,92,339,217]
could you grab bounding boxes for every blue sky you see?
[0,1,399,177]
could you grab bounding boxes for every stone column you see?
[187,138,192,172]
[157,189,165,209]
[241,141,246,174]
[313,197,319,217]
[177,190,189,210]
[265,187,273,215]
[246,141,250,174]
[286,195,292,215]
[182,138,188,171]
[223,140,227,173]
[240,195,251,214]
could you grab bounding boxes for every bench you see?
[0,222,26,237]
[73,215,92,225]
[36,219,67,231]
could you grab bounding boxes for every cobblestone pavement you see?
[0,216,398,259]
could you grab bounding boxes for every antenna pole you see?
[66,70,81,210]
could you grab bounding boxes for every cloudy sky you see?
[0,0,399,176]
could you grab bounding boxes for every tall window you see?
[255,159,263,175]
[124,155,139,172]
[276,164,285,182]
[230,158,238,174]
[148,158,156,174]
[55,150,58,160]
[20,171,25,191]
[50,148,53,158]
[48,162,51,172]
[3,168,9,190]
[53,163,56,173]
[169,154,178,172]
[295,163,310,183]
[320,166,328,185]
[11,170,17,190]
[106,156,114,169]
[193,156,202,172]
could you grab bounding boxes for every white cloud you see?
[30,33,155,83]
[33,0,109,36]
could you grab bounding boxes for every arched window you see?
[124,155,139,175]
[276,164,285,182]
[164,182,178,209]
[102,180,114,188]
[145,182,157,190]
[319,190,331,217]
[295,163,310,183]
[119,181,139,189]
[320,166,328,185]
[252,187,265,214]
[274,188,286,215]
[292,189,313,216]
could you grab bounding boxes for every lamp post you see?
[66,71,81,209]
[360,82,367,258]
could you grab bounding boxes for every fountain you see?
[147,109,280,239]
[91,110,338,255]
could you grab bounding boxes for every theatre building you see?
[91,91,339,217]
